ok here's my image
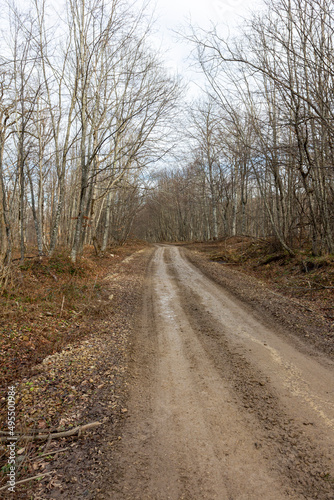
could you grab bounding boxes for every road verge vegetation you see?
[0,242,151,497]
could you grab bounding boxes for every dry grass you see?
[0,241,149,388]
[0,241,151,496]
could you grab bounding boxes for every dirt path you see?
[101,245,334,499]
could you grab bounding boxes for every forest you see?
[1,2,334,497]
[1,0,334,284]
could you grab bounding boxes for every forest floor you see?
[0,241,151,497]
[0,238,334,498]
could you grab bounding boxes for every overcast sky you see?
[151,0,262,71]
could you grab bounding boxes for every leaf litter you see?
[0,243,152,498]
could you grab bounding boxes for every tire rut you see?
[172,267,333,499]
[165,246,334,499]
[102,245,334,500]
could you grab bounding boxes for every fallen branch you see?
[288,298,314,313]
[0,422,102,442]
[11,255,45,262]
[0,470,55,492]
[31,447,71,461]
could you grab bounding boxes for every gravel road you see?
[106,245,334,499]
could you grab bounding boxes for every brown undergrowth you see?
[0,242,147,387]
[0,241,150,496]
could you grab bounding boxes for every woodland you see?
[1,1,334,495]
[1,0,334,281]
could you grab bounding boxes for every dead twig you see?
[31,447,71,461]
[60,295,65,317]
[0,470,55,492]
[269,289,314,313]
[0,422,102,442]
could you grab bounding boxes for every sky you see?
[1,0,263,99]
[151,0,263,78]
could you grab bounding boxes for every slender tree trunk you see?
[101,190,113,252]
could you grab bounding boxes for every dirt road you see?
[105,245,334,499]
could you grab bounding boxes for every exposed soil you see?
[1,244,334,499]
[182,239,334,358]
[98,246,334,499]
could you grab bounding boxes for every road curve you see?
[105,245,334,499]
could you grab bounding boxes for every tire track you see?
[103,245,334,499]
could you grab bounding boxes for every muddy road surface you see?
[104,245,334,499]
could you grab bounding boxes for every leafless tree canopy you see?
[138,0,334,256]
[0,0,181,275]
[1,0,334,281]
